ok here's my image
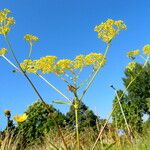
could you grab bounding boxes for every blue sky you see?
[0,0,150,130]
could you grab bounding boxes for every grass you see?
[0,125,150,150]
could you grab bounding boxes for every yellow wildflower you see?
[54,59,73,74]
[3,8,11,14]
[85,53,105,69]
[14,113,28,123]
[73,55,85,69]
[126,62,137,71]
[0,26,10,35]
[94,19,127,43]
[0,48,7,56]
[6,17,15,26]
[36,56,57,74]
[127,49,140,58]
[20,59,38,73]
[0,8,15,35]
[24,34,39,42]
[143,44,150,55]
[114,20,127,30]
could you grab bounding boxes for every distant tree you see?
[112,63,150,133]
[123,63,150,115]
[66,100,98,130]
[112,90,143,133]
[16,100,66,144]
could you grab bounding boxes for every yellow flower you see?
[143,44,150,55]
[54,59,73,74]
[0,48,7,56]
[127,50,140,58]
[24,34,39,42]
[84,53,105,69]
[36,56,57,74]
[0,8,15,35]
[20,59,38,73]
[114,20,127,30]
[73,55,85,69]
[95,19,127,43]
[14,113,28,123]
[6,17,15,26]
[3,9,11,14]
[126,62,137,71]
[0,26,10,35]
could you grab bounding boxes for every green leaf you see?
[52,100,71,105]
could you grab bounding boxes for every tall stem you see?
[73,89,80,150]
[75,106,80,150]
[74,99,80,150]
[4,35,44,103]
[4,35,68,150]
[115,90,133,142]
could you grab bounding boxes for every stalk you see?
[75,104,80,150]
[115,89,134,142]
[73,89,80,150]
[4,35,68,150]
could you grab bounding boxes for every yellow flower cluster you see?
[126,62,137,71]
[85,53,106,69]
[0,48,7,56]
[14,113,28,123]
[143,44,150,55]
[73,55,85,69]
[94,19,127,43]
[20,53,105,74]
[24,34,39,42]
[20,59,38,73]
[127,49,140,58]
[73,53,105,69]
[36,56,57,74]
[0,9,15,35]
[55,59,73,74]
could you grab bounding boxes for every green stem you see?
[4,35,46,104]
[24,42,33,71]
[4,35,68,150]
[28,42,33,58]
[115,90,133,142]
[74,100,80,150]
[80,43,111,101]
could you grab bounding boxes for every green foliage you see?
[16,100,66,145]
[112,63,150,133]
[66,100,98,130]
[123,63,150,115]
[143,118,150,135]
